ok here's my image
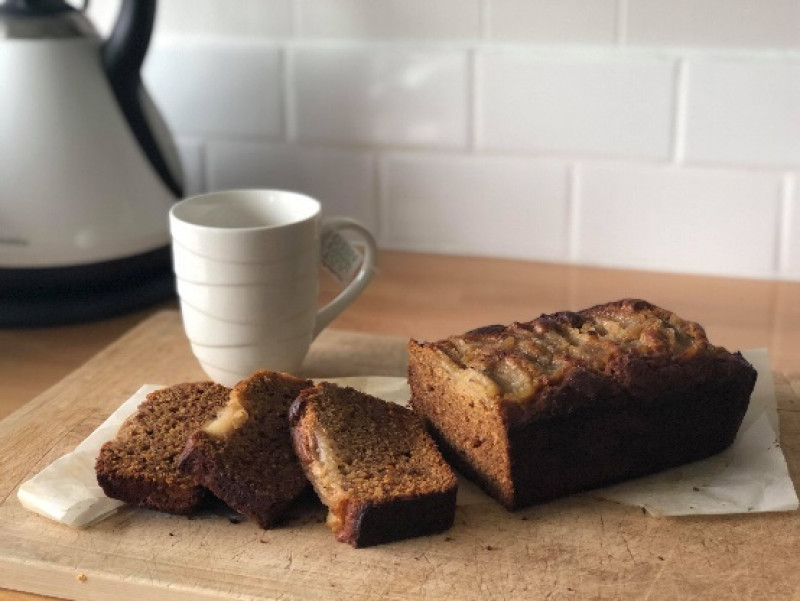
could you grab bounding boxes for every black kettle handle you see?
[102,0,183,198]
[102,0,155,84]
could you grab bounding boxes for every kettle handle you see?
[102,0,183,198]
[103,0,155,84]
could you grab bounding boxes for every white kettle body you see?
[0,0,183,325]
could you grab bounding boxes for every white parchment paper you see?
[17,349,798,527]
[17,384,161,528]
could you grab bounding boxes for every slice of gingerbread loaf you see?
[95,382,230,514]
[289,382,458,548]
[178,370,313,528]
[408,298,758,510]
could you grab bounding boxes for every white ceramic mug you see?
[172,239,318,285]
[169,189,378,385]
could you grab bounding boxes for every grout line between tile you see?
[479,0,491,40]
[468,49,480,152]
[290,0,302,38]
[567,163,581,263]
[778,172,795,276]
[197,140,209,194]
[670,58,690,165]
[615,0,628,45]
[285,0,301,144]
[282,47,297,143]
[202,138,217,192]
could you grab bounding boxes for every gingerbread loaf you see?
[178,370,313,528]
[289,383,458,547]
[95,382,230,514]
[408,299,757,510]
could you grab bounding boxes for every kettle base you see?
[0,246,175,328]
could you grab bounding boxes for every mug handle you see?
[313,217,378,338]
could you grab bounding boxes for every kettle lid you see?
[0,0,96,39]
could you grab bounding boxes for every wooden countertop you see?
[2,250,799,422]
[1,250,799,601]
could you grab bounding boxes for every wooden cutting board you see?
[1,311,798,601]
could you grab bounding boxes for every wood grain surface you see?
[0,311,798,601]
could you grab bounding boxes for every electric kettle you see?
[0,0,183,326]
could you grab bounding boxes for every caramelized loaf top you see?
[411,299,752,420]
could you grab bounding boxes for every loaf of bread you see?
[289,382,458,547]
[408,299,757,510]
[178,370,313,528]
[95,382,230,514]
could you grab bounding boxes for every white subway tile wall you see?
[626,0,800,49]
[156,0,294,38]
[488,0,618,44]
[293,48,469,148]
[206,141,378,232]
[89,0,800,280]
[175,139,205,198]
[684,57,800,166]
[575,163,783,278]
[85,0,294,37]
[143,42,284,138]
[296,0,482,39]
[381,154,570,259]
[478,50,676,159]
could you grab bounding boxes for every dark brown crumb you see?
[290,383,458,547]
[178,371,313,529]
[95,382,230,514]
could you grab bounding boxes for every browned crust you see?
[95,469,210,515]
[503,354,754,508]
[408,299,758,510]
[335,489,457,548]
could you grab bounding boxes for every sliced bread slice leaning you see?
[96,382,230,514]
[178,370,313,528]
[289,382,458,547]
